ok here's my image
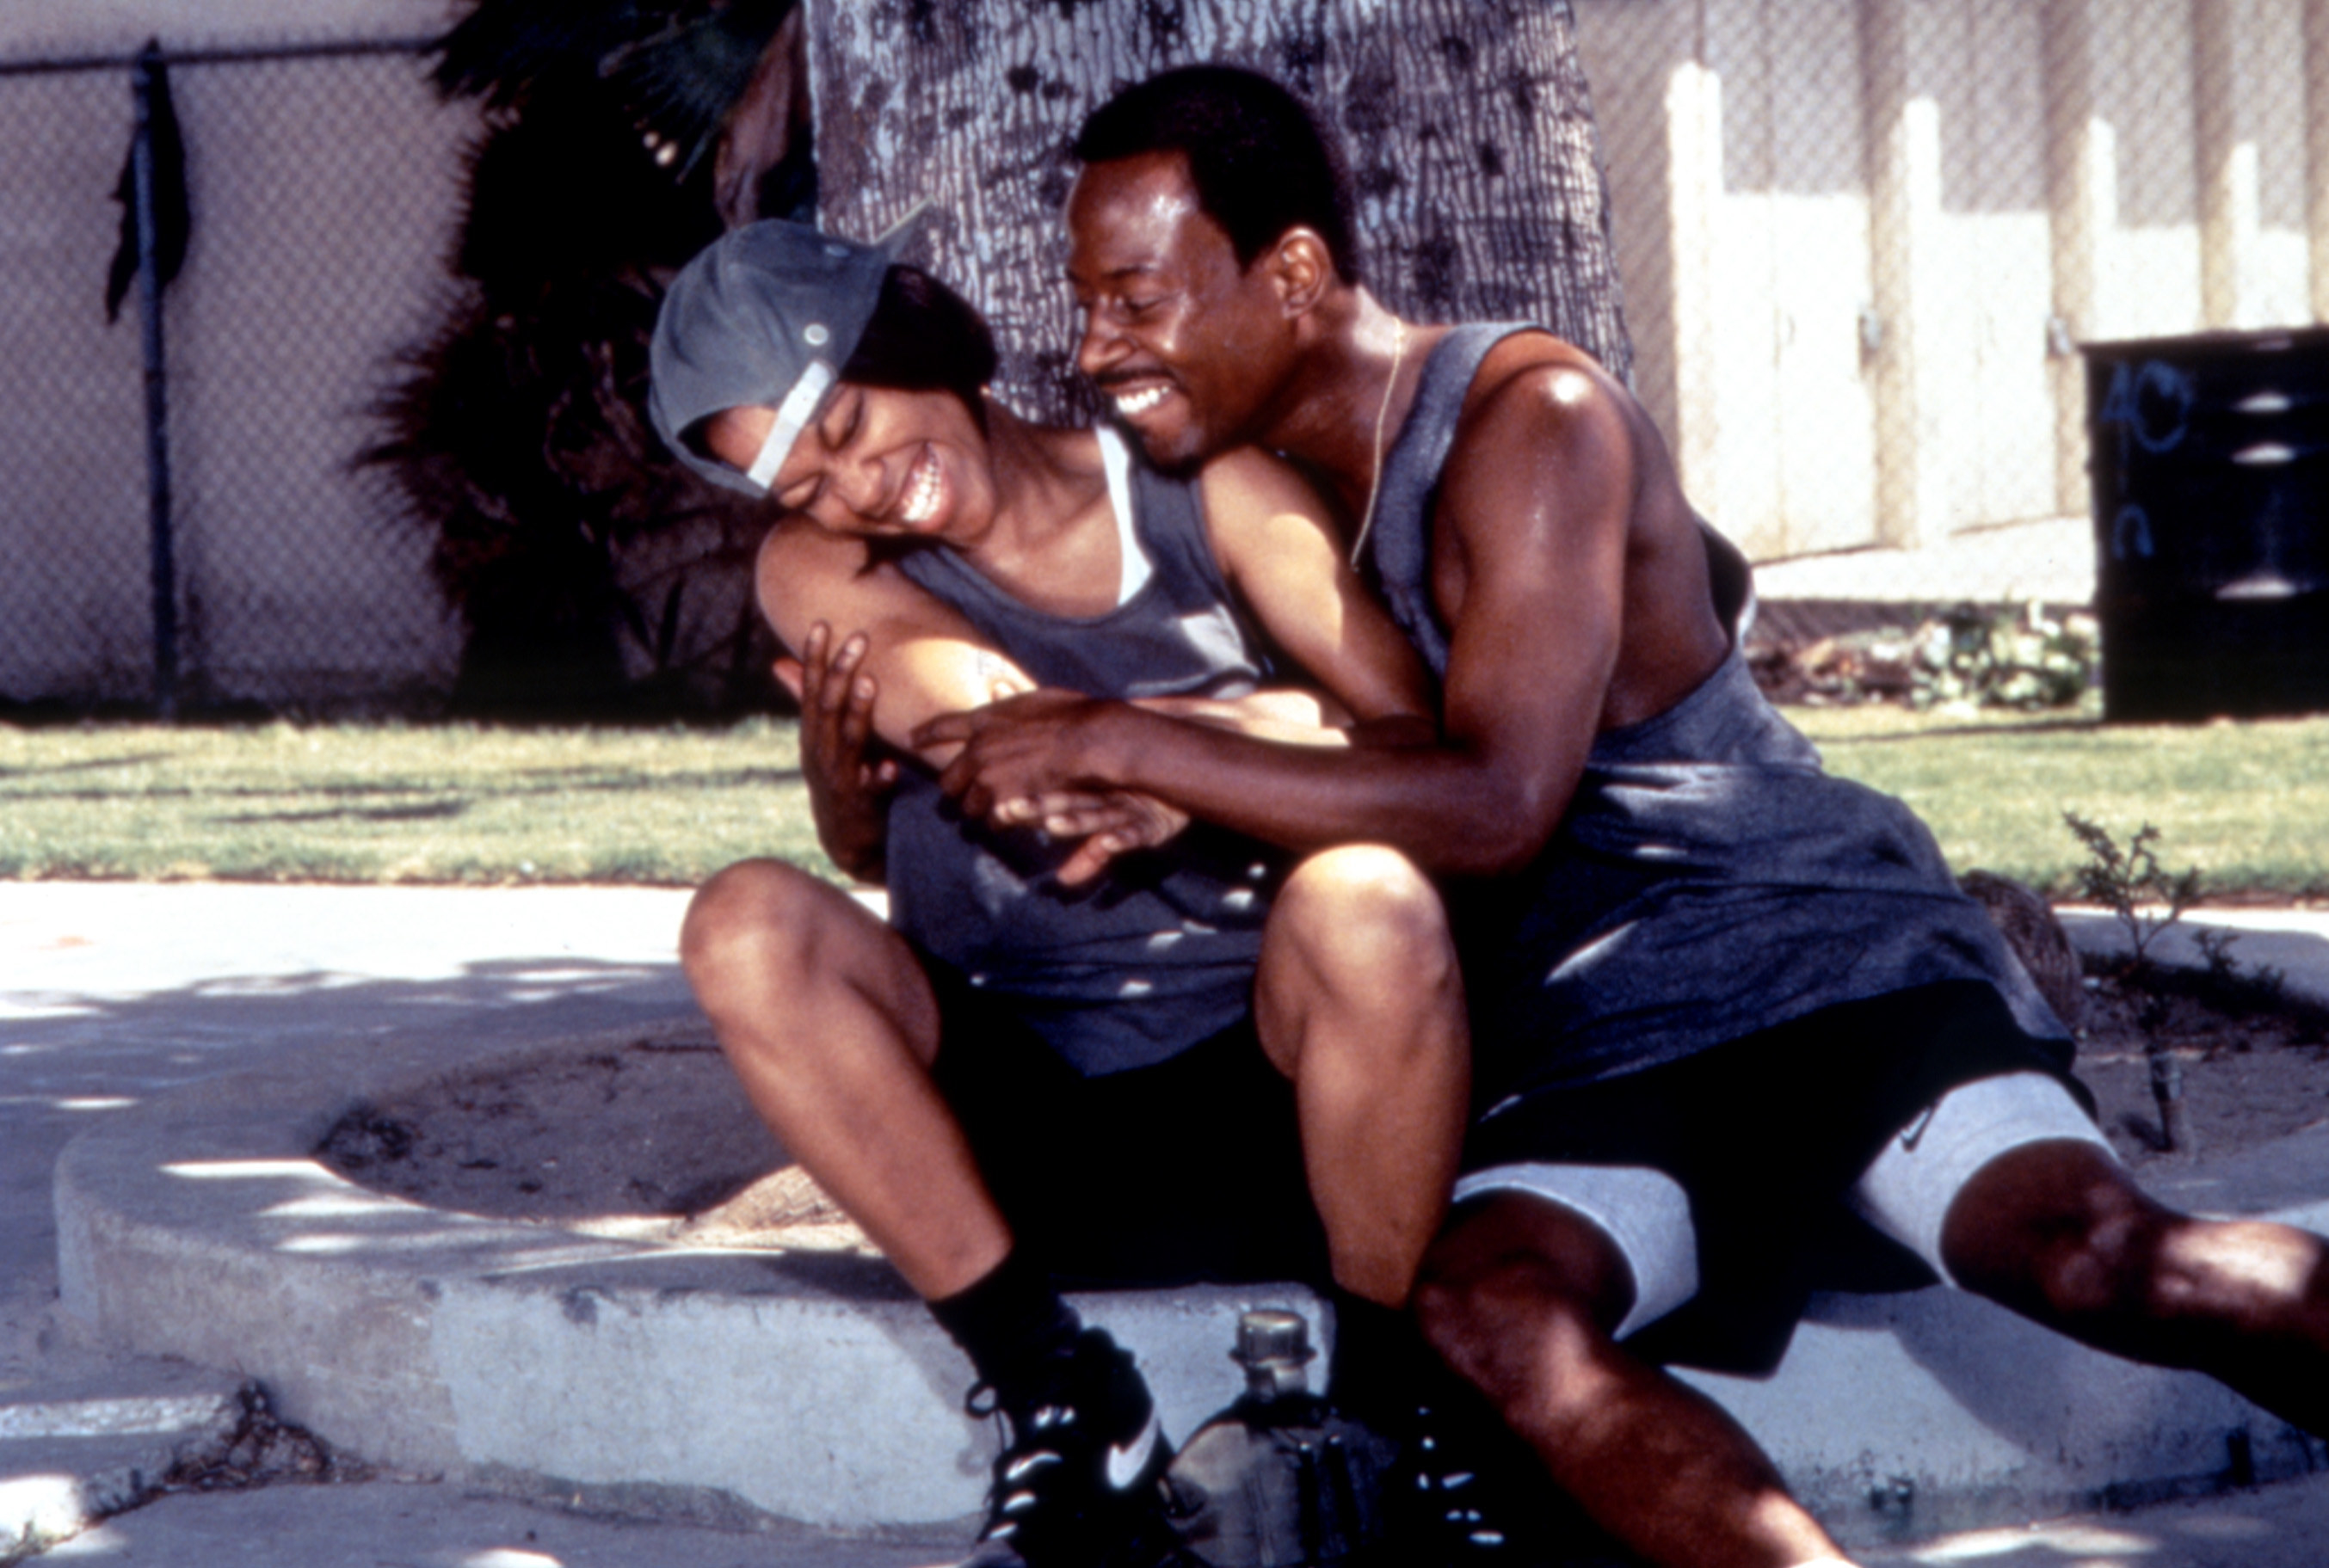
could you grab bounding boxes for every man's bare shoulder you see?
[1433,329,1640,537]
[1439,330,1728,716]
[1457,329,1636,446]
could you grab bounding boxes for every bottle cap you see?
[1232,1309,1314,1400]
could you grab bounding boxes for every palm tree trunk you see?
[804,0,1630,423]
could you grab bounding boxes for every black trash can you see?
[2082,327,2329,722]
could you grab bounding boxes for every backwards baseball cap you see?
[649,206,931,497]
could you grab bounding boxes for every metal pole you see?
[131,41,179,717]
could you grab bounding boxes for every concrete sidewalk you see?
[6,882,2328,1566]
[0,885,947,1564]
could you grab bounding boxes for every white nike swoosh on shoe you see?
[1104,1408,1163,1491]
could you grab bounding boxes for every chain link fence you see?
[1574,0,2326,657]
[12,6,2320,714]
[0,37,470,715]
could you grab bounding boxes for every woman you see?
[650,219,1474,1568]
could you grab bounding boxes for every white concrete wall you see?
[1574,0,2329,569]
[3,1,451,58]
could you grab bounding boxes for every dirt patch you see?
[161,1385,356,1494]
[315,975,2329,1249]
[2074,962,2329,1166]
[314,1018,873,1255]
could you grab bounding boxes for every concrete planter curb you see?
[52,908,2329,1545]
[52,1015,1321,1532]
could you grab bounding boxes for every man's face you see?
[1067,151,1291,471]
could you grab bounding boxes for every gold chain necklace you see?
[1348,320,1407,566]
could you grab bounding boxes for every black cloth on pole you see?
[106,40,190,325]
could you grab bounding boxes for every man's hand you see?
[1037,789,1191,885]
[914,691,1188,884]
[914,688,1118,824]
[777,622,896,884]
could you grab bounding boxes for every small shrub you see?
[1912,603,2098,710]
[2062,812,2203,977]
[1757,600,2098,709]
[2064,812,2209,1153]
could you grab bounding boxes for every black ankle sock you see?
[929,1248,1081,1405]
[1325,1287,1443,1423]
[1332,1286,1415,1416]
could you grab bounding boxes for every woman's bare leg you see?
[681,857,1009,1299]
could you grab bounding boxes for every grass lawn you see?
[3,704,2324,900]
[0,720,823,887]
[1791,702,2329,901]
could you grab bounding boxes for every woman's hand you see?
[777,622,897,883]
[1038,789,1192,886]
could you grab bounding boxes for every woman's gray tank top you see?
[886,444,1280,1077]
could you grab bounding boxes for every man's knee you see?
[1946,1144,2175,1321]
[1266,843,1454,994]
[2039,1203,2324,1333]
[1414,1194,1637,1395]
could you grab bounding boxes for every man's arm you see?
[999,443,1441,876]
[920,361,1640,877]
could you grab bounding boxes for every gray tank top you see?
[1365,324,2066,1096]
[887,440,1280,1077]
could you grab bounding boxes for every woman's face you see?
[705,383,995,544]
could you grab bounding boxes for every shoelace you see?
[968,1382,1087,1546]
[1411,1412,1512,1553]
[983,1405,1081,1542]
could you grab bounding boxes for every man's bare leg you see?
[680,856,1009,1300]
[1254,843,1469,1307]
[1416,1195,1851,1568]
[1941,1139,2329,1433]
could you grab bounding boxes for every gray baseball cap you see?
[649,210,928,497]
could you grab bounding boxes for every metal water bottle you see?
[1166,1310,1397,1567]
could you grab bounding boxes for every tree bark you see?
[804,0,1631,423]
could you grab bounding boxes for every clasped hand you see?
[915,691,1188,885]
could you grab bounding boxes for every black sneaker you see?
[1382,1393,1528,1562]
[1377,1393,1646,1567]
[960,1326,1187,1568]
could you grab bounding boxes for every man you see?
[918,65,2329,1568]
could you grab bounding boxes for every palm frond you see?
[432,0,653,108]
[601,0,796,180]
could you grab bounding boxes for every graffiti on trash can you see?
[2098,360,2194,464]
[2110,504,2154,563]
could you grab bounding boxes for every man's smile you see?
[1112,381,1170,414]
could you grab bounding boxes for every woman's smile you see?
[896,444,946,527]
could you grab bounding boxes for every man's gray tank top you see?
[887,440,1278,1078]
[1365,323,2067,1099]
